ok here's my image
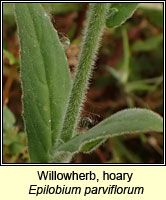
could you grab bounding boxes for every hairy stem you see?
[60,3,109,143]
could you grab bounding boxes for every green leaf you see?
[3,3,82,26]
[106,27,130,84]
[112,137,142,163]
[125,76,163,93]
[41,3,82,14]
[56,108,163,156]
[3,49,19,65]
[106,3,139,28]
[139,4,163,28]
[3,106,16,132]
[131,34,163,52]
[9,143,25,155]
[15,3,72,163]
[4,3,81,16]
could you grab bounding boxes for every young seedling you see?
[15,3,163,163]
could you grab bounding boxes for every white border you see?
[1,1,165,166]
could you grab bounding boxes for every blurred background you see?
[3,3,163,163]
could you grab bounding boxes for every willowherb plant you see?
[14,3,163,163]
